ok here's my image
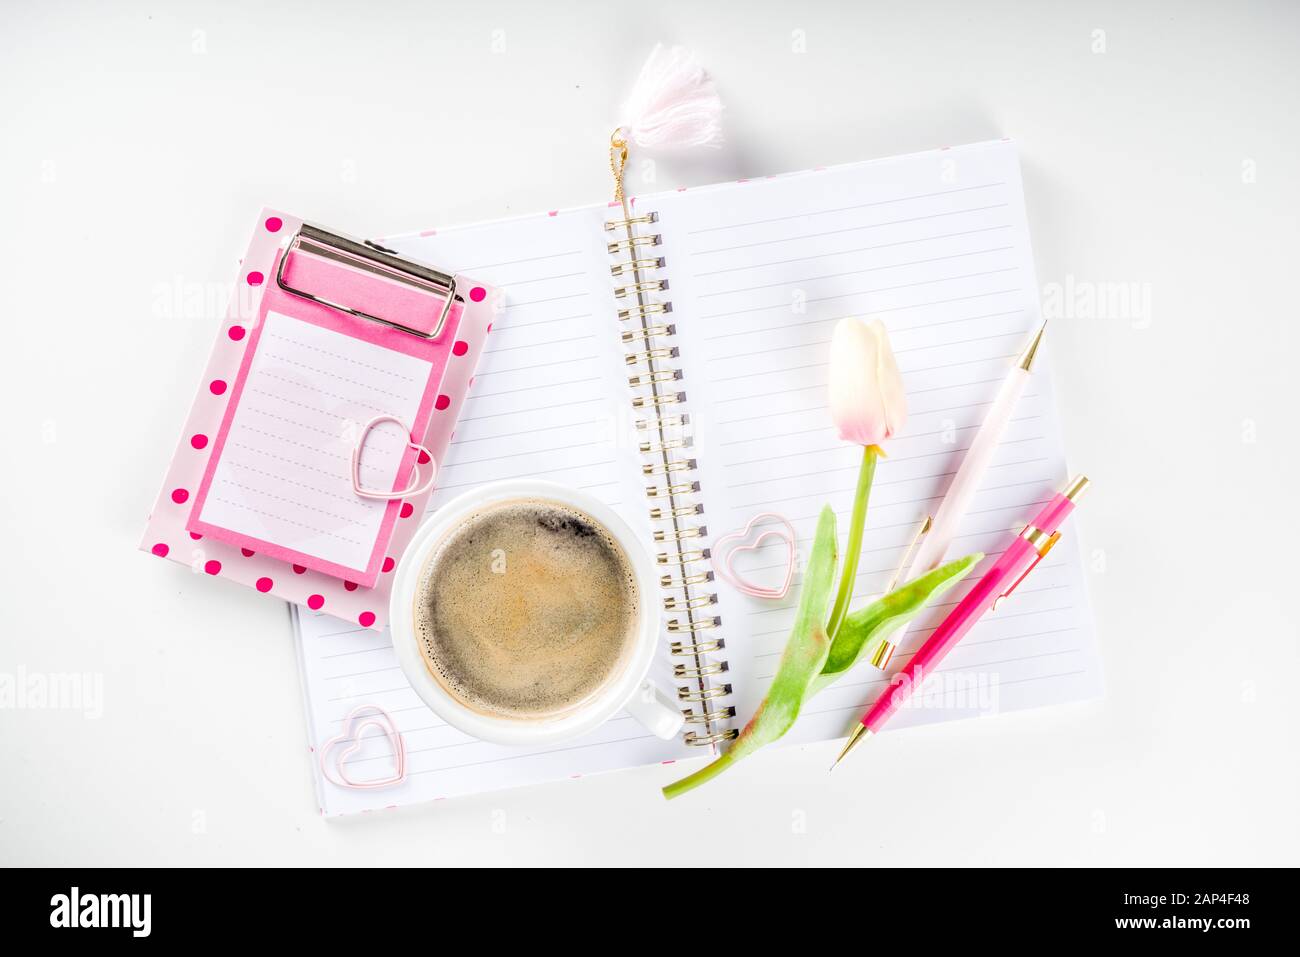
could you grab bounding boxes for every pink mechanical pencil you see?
[830,475,1091,770]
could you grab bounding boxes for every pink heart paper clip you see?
[351,414,437,500]
[320,704,408,790]
[711,512,797,600]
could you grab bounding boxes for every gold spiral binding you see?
[684,729,739,745]
[628,369,681,388]
[622,324,673,342]
[636,412,687,429]
[648,501,701,519]
[644,459,696,476]
[671,638,725,655]
[641,437,689,455]
[604,212,658,231]
[605,200,732,751]
[678,683,732,701]
[660,570,713,589]
[625,346,678,364]
[657,546,709,565]
[674,661,728,679]
[607,234,660,253]
[684,707,736,724]
[654,525,706,542]
[618,302,672,320]
[663,592,716,611]
[668,616,721,633]
[631,391,682,409]
[645,481,698,498]
[611,257,665,276]
[614,279,667,298]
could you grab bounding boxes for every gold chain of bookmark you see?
[609,130,629,203]
[604,127,736,748]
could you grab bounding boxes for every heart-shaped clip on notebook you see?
[351,414,437,501]
[711,512,797,600]
[320,704,407,790]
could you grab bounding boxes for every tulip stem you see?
[826,444,879,643]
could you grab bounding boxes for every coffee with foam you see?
[413,499,640,722]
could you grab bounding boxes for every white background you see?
[2,0,1296,866]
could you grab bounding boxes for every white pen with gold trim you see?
[869,321,1048,670]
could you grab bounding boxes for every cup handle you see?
[625,679,685,740]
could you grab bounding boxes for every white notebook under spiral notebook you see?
[293,139,1103,816]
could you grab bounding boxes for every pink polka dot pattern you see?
[139,211,500,634]
[307,594,324,610]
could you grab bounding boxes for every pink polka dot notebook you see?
[139,210,499,630]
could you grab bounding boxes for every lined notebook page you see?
[653,140,1102,743]
[195,310,431,573]
[292,208,691,815]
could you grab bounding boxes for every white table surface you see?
[2,0,1296,866]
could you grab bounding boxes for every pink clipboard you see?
[140,210,498,628]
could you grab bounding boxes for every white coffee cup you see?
[390,479,685,746]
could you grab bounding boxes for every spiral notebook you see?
[294,139,1103,815]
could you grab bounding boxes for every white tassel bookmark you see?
[611,44,724,200]
[619,44,724,151]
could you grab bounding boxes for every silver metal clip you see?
[275,224,459,339]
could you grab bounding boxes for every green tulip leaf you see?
[662,505,839,800]
[809,552,983,698]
